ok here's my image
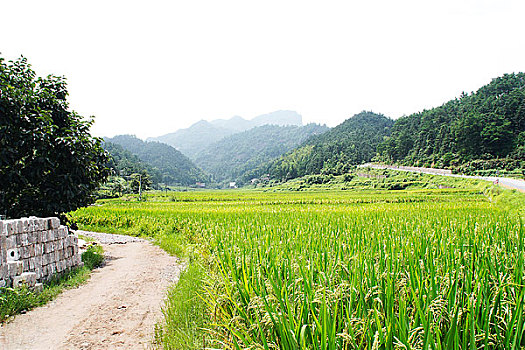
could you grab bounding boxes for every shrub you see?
[81,245,104,270]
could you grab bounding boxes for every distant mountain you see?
[150,121,234,160]
[148,110,303,159]
[193,123,328,184]
[243,112,394,182]
[106,135,208,185]
[249,110,302,127]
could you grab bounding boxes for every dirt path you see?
[0,232,183,350]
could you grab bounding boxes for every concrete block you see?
[6,237,16,250]
[22,259,29,271]
[13,272,37,288]
[36,219,44,231]
[32,283,43,293]
[35,244,43,257]
[0,235,6,261]
[49,217,60,229]
[0,264,7,280]
[57,226,66,239]
[16,220,23,234]
[28,231,36,245]
[14,233,21,246]
[22,246,30,259]
[7,261,24,276]
[58,260,65,272]
[7,248,19,262]
[28,217,36,231]
[29,245,35,257]
[5,221,16,236]
[20,233,28,246]
[21,219,30,233]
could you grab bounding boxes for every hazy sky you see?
[2,0,525,139]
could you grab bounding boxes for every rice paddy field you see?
[69,187,525,349]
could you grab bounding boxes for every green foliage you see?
[194,124,328,184]
[70,186,525,349]
[97,176,130,198]
[106,135,208,186]
[81,244,104,270]
[129,171,152,194]
[0,56,109,218]
[378,73,525,168]
[0,266,91,322]
[102,141,158,179]
[246,112,394,182]
[155,263,207,349]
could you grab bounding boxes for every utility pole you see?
[138,173,142,201]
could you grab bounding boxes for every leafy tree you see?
[106,135,208,186]
[378,73,525,169]
[0,56,109,218]
[129,171,152,194]
[246,112,394,182]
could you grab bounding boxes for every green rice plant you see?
[70,187,525,349]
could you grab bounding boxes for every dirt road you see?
[0,232,183,350]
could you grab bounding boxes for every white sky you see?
[2,0,524,139]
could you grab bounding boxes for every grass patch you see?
[154,263,207,349]
[81,244,104,270]
[0,245,104,322]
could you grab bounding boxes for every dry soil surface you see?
[0,231,183,350]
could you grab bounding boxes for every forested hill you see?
[149,110,303,159]
[106,135,208,185]
[193,123,328,183]
[242,112,394,182]
[102,141,159,180]
[377,73,525,170]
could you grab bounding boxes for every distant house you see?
[229,182,237,189]
[195,182,206,188]
[250,178,259,185]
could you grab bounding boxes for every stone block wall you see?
[0,217,82,289]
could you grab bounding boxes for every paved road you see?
[361,164,525,193]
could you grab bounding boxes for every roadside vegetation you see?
[0,245,104,323]
[69,171,525,349]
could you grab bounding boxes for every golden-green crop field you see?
[70,189,525,349]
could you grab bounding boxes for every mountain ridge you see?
[148,110,303,158]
